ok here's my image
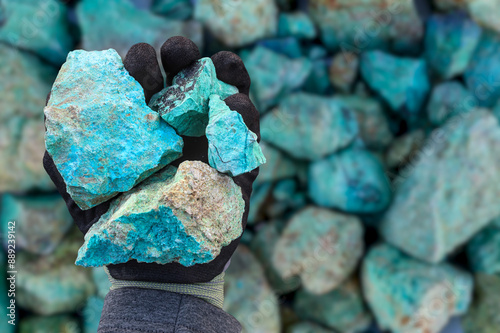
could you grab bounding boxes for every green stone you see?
[278,12,316,40]
[206,95,266,176]
[77,161,245,267]
[462,274,500,333]
[294,278,372,333]
[466,220,500,275]
[329,52,359,93]
[77,0,202,58]
[83,296,105,333]
[309,147,391,214]
[287,322,335,333]
[385,130,425,169]
[19,315,80,333]
[224,245,281,333]
[380,110,500,263]
[149,58,238,137]
[362,244,473,333]
[426,81,477,126]
[0,194,72,255]
[0,44,56,192]
[261,93,359,160]
[0,0,73,65]
[272,207,364,295]
[151,0,192,20]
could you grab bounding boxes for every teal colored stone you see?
[77,161,245,267]
[467,220,500,275]
[258,38,303,59]
[426,81,477,126]
[294,278,372,333]
[278,12,316,40]
[462,274,500,333]
[0,0,73,65]
[92,267,111,299]
[149,58,237,137]
[77,0,202,58]
[360,51,430,121]
[261,93,359,160]
[242,46,312,112]
[206,95,266,176]
[45,49,183,210]
[380,110,500,263]
[287,322,335,333]
[303,58,332,95]
[362,244,473,333]
[273,207,364,294]
[257,142,298,185]
[19,315,80,333]
[151,0,192,19]
[465,31,500,107]
[329,52,359,93]
[425,12,481,79]
[83,296,105,333]
[0,194,72,255]
[309,147,391,214]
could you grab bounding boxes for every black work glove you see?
[43,36,260,284]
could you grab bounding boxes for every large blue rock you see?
[206,95,266,176]
[44,49,183,210]
[360,51,430,122]
[149,58,237,137]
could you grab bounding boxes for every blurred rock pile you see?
[1,0,500,332]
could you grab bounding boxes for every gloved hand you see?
[43,36,260,284]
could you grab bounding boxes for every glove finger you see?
[212,51,251,96]
[124,43,164,104]
[161,36,201,85]
[224,93,260,141]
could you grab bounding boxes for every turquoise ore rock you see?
[294,278,372,333]
[462,274,500,333]
[45,49,183,210]
[194,0,277,47]
[149,58,238,137]
[0,0,73,65]
[466,219,500,275]
[380,110,500,263]
[277,12,316,40]
[77,0,202,58]
[224,245,281,333]
[0,44,56,192]
[425,12,481,79]
[308,147,391,214]
[76,161,245,267]
[272,207,364,295]
[19,315,80,333]
[360,51,430,121]
[206,95,266,176]
[362,244,473,333]
[0,194,72,255]
[426,81,477,126]
[261,93,359,160]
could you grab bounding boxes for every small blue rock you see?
[206,95,266,177]
[278,12,316,40]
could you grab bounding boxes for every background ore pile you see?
[1,0,499,332]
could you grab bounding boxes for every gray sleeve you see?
[97,287,242,333]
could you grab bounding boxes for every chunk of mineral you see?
[77,0,202,58]
[149,58,238,137]
[362,244,473,333]
[287,322,335,333]
[294,278,372,333]
[206,95,266,176]
[425,12,481,79]
[44,49,183,210]
[462,274,500,333]
[466,221,500,275]
[261,93,359,160]
[360,51,430,121]
[380,110,500,263]
[277,12,316,40]
[303,58,331,95]
[224,245,281,333]
[76,161,245,267]
[0,44,56,192]
[151,0,192,20]
[272,206,364,295]
[0,194,72,255]
[308,147,391,214]
[0,0,73,65]
[467,0,500,34]
[19,315,80,333]
[194,0,278,47]
[426,81,477,126]
[329,52,359,93]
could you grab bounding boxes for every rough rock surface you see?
[361,51,430,121]
[380,110,500,263]
[425,12,481,79]
[19,315,80,333]
[426,81,477,126]
[272,206,364,295]
[0,194,72,255]
[0,44,56,192]
[329,53,359,93]
[294,278,372,333]
[277,12,316,40]
[76,161,245,267]
[77,0,202,58]
[45,49,183,210]
[362,244,473,333]
[194,0,278,47]
[224,245,281,333]
[309,147,391,214]
[466,221,500,275]
[462,274,500,333]
[149,58,238,137]
[206,95,266,176]
[261,93,359,160]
